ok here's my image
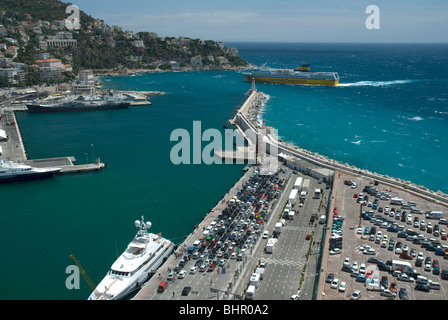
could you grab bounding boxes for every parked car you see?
[368,257,383,265]
[441,270,448,280]
[326,273,335,283]
[341,265,354,273]
[399,288,408,300]
[415,283,430,292]
[364,248,376,255]
[390,282,398,294]
[330,278,340,289]
[381,289,396,297]
[351,290,362,300]
[380,276,388,290]
[190,266,198,274]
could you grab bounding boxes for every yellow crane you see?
[69,254,96,292]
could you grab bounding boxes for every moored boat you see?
[26,91,130,113]
[88,216,174,300]
[0,159,61,183]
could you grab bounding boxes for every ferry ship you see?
[88,216,174,300]
[243,64,339,86]
[26,91,130,113]
[0,159,61,183]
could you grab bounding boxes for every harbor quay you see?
[0,106,105,174]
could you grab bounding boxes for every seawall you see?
[231,90,448,207]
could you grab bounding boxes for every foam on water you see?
[338,80,416,87]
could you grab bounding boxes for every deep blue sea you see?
[233,42,448,193]
[1,42,447,300]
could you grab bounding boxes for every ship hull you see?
[244,75,339,86]
[0,170,59,183]
[26,103,130,113]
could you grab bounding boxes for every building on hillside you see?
[46,38,77,48]
[190,55,203,68]
[34,52,50,60]
[0,67,27,85]
[35,58,65,80]
[132,40,145,48]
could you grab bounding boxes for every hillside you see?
[0,0,249,86]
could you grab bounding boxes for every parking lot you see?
[319,171,448,300]
[141,166,292,300]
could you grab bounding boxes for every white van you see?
[428,280,441,290]
[416,275,428,285]
[245,285,256,300]
[193,240,201,247]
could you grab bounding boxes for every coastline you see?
[94,64,254,77]
[237,89,448,206]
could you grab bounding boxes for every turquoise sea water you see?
[1,43,447,300]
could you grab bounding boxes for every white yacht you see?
[0,159,60,183]
[88,216,174,300]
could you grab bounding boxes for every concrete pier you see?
[25,156,105,174]
[1,110,28,163]
[1,108,105,175]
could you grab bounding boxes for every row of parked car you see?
[327,182,447,299]
[166,169,285,283]
[328,207,344,255]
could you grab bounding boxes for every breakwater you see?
[231,89,448,207]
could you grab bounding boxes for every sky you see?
[69,0,448,43]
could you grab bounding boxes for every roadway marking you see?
[260,257,305,268]
[282,225,311,232]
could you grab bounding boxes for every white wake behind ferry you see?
[88,216,173,300]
